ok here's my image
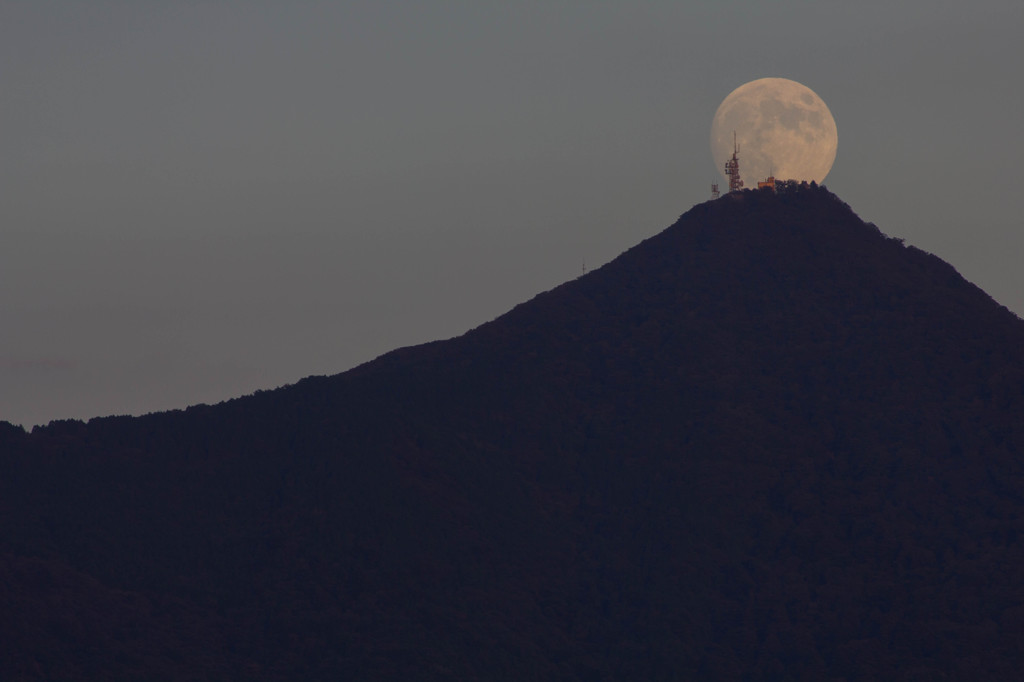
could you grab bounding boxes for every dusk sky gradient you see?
[2,1,1022,427]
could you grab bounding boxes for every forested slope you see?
[3,185,1023,680]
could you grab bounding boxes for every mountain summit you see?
[3,185,1024,680]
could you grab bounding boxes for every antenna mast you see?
[724,131,743,193]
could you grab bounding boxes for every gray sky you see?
[2,1,1022,428]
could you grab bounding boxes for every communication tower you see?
[724,131,743,192]
[711,183,720,200]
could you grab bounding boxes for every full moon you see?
[711,78,838,186]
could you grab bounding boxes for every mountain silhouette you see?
[2,184,1023,680]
